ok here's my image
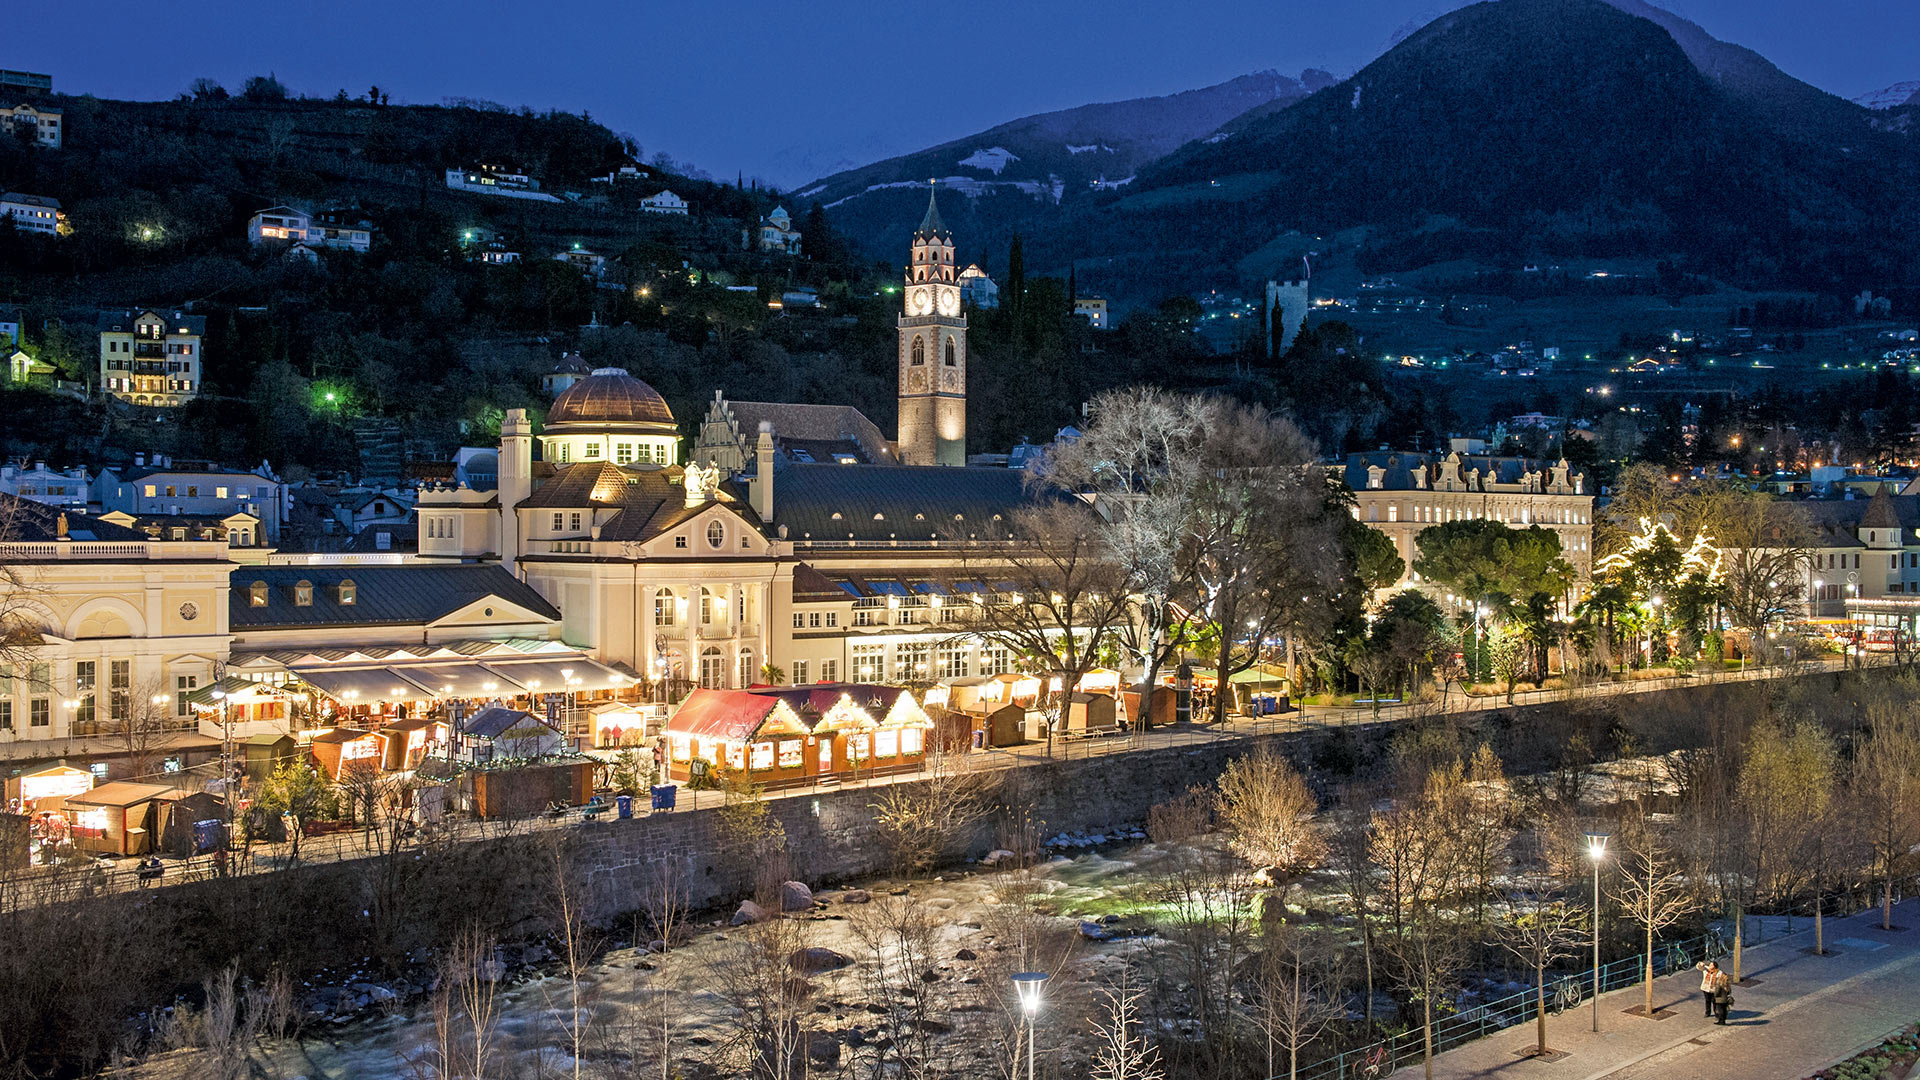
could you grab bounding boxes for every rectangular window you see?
[143,484,156,497]
[821,659,838,682]
[583,443,601,459]
[852,645,884,681]
[777,739,804,768]
[980,646,1011,676]
[615,443,634,464]
[654,594,677,625]
[30,699,48,727]
[792,660,809,684]
[0,700,10,729]
[186,486,198,497]
[874,729,899,758]
[894,644,929,682]
[675,535,687,548]
[569,512,582,531]
[846,732,870,762]
[808,612,821,628]
[175,674,197,716]
[110,660,131,721]
[553,513,564,531]
[825,612,837,627]
[855,610,877,627]
[793,613,805,628]
[902,727,924,755]
[75,660,96,725]
[938,648,970,680]
[749,742,775,770]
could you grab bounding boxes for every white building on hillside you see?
[641,189,689,215]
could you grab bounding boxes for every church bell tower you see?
[897,183,967,467]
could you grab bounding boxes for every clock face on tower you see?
[937,288,960,317]
[908,287,932,316]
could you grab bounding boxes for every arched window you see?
[944,338,957,367]
[700,646,725,689]
[654,590,677,626]
[293,580,314,606]
[249,581,268,607]
[910,337,925,366]
[338,579,357,606]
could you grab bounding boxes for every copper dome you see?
[546,367,676,431]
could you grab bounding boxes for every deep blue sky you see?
[32,0,1920,187]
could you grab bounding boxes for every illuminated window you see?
[750,742,775,770]
[249,581,268,607]
[793,659,809,683]
[911,337,925,366]
[338,579,356,605]
[874,729,899,758]
[902,728,924,755]
[777,740,803,768]
[821,659,837,682]
[294,580,313,606]
[654,592,676,626]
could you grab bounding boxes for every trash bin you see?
[650,785,677,812]
[192,819,227,854]
[616,794,633,820]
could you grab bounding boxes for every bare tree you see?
[1216,747,1326,914]
[846,893,950,1078]
[1850,713,1920,930]
[1253,922,1343,1080]
[1498,900,1588,1058]
[708,911,818,1079]
[1609,826,1697,1017]
[540,843,597,1080]
[955,500,1134,754]
[1089,960,1165,1080]
[868,751,994,878]
[1371,773,1471,1080]
[426,927,503,1079]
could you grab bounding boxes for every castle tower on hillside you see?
[896,184,967,467]
[1266,267,1311,359]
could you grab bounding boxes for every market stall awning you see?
[666,690,788,741]
[291,665,442,704]
[479,657,630,693]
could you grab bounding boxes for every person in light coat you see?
[1695,960,1721,1018]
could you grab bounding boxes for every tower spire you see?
[916,179,948,239]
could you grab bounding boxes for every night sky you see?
[30,0,1920,187]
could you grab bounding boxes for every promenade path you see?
[37,654,1867,895]
[1426,900,1920,1080]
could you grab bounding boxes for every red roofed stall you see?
[664,685,933,788]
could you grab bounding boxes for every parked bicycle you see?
[1549,977,1583,1015]
[1355,1044,1394,1079]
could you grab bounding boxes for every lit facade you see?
[98,309,206,407]
[896,187,967,468]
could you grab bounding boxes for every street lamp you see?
[1586,831,1611,1032]
[1010,971,1049,1080]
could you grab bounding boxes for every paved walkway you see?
[1428,901,1920,1080]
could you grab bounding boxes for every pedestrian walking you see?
[1695,960,1721,1018]
[1711,969,1734,1025]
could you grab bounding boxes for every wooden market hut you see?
[307,727,383,780]
[665,684,933,789]
[7,764,95,808]
[378,716,450,771]
[1058,691,1120,734]
[63,782,178,855]
[156,791,227,856]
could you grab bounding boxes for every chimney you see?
[750,421,775,523]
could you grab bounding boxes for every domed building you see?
[540,367,681,466]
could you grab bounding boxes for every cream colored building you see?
[0,496,233,780]
[1342,449,1595,593]
[99,308,206,407]
[2,102,61,148]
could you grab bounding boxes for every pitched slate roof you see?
[772,464,1042,543]
[519,462,761,542]
[461,705,555,739]
[1341,451,1573,492]
[0,492,146,541]
[791,562,845,603]
[229,565,560,629]
[721,401,897,463]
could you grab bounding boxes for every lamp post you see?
[1586,830,1611,1032]
[1011,971,1048,1080]
[210,687,234,830]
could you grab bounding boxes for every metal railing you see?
[1290,929,1731,1080]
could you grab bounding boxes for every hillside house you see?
[2,102,61,148]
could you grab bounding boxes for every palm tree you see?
[1576,580,1634,671]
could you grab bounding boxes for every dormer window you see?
[339,579,357,605]
[294,580,314,606]
[249,581,268,607]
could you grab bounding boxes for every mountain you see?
[1597,0,1872,142]
[801,70,1331,260]
[1022,0,1917,301]
[1855,82,1920,110]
